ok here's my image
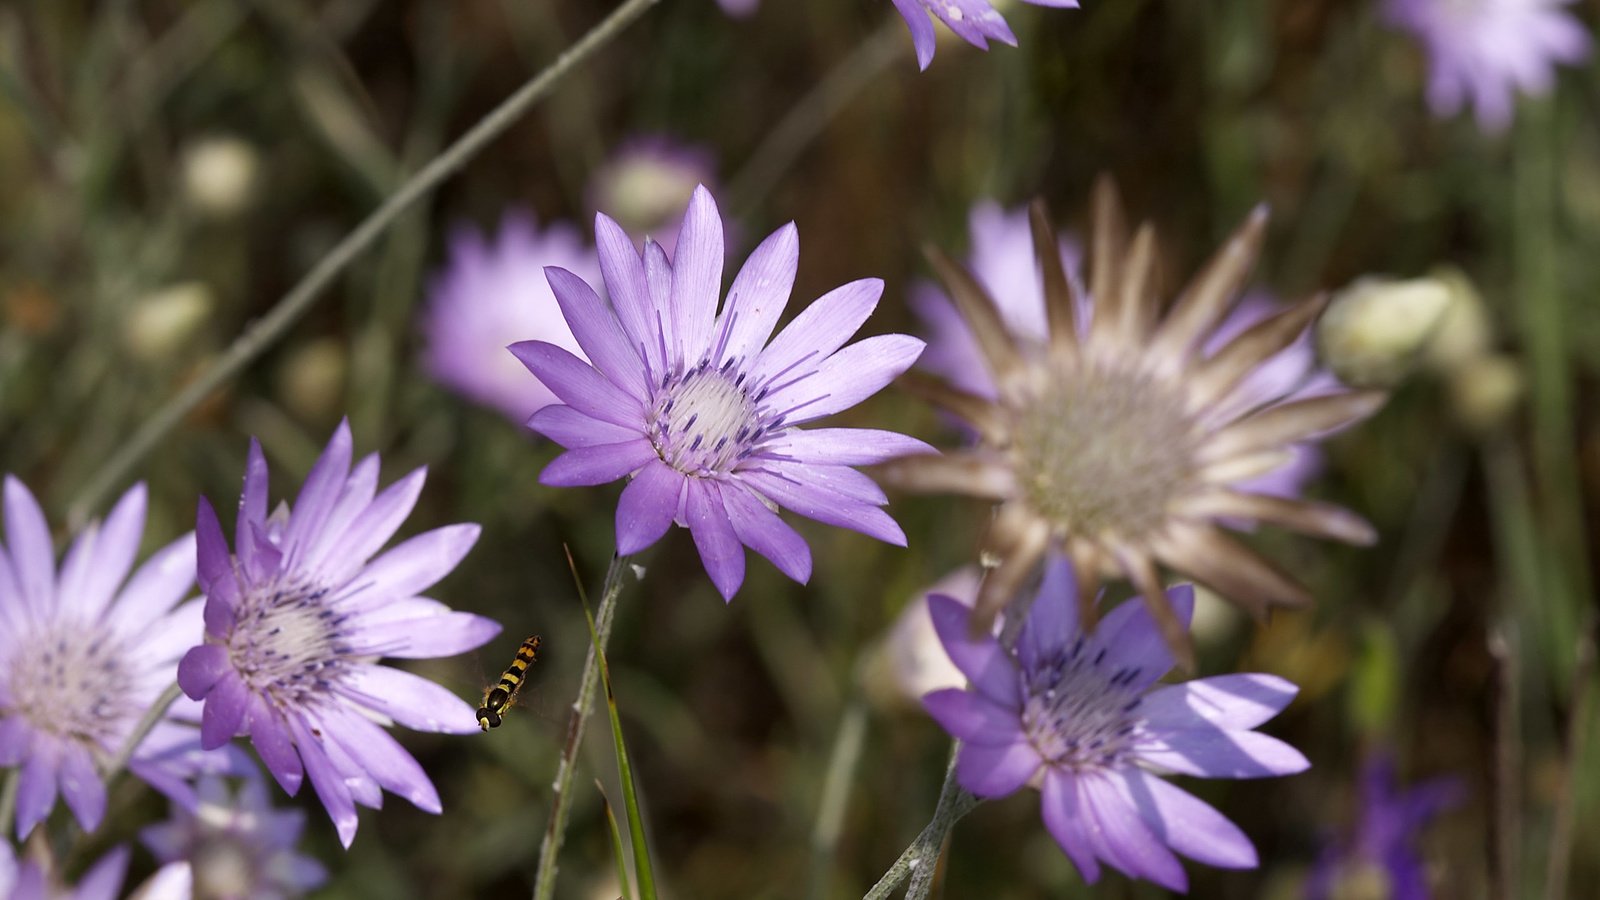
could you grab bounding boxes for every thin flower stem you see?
[65,0,663,526]
[862,744,979,900]
[100,681,184,782]
[1544,623,1596,900]
[534,553,632,900]
[805,695,870,900]
[0,768,17,839]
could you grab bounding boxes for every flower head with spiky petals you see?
[176,421,501,846]
[890,0,1079,71]
[923,556,1309,892]
[421,209,602,423]
[1306,752,1464,900]
[882,181,1384,666]
[1384,0,1590,133]
[515,185,932,600]
[143,774,327,900]
[0,842,129,900]
[0,478,243,839]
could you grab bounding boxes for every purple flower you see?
[587,135,719,258]
[422,210,601,422]
[718,0,759,17]
[891,0,1079,70]
[1384,0,1591,132]
[922,555,1309,891]
[143,774,328,899]
[0,478,237,839]
[516,185,932,600]
[0,842,129,900]
[176,421,501,846]
[1306,752,1463,900]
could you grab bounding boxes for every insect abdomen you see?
[478,635,541,732]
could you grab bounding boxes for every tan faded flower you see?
[882,178,1385,666]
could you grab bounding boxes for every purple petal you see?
[1093,584,1195,685]
[3,476,55,612]
[134,598,205,664]
[194,496,239,620]
[107,533,196,638]
[758,428,935,466]
[748,278,883,388]
[326,708,441,813]
[340,664,480,734]
[349,612,501,658]
[356,524,480,601]
[765,334,926,424]
[527,404,641,449]
[720,483,812,583]
[296,452,380,573]
[286,716,358,847]
[177,644,232,700]
[546,265,648,398]
[72,482,147,619]
[75,845,131,900]
[58,742,106,832]
[248,698,304,795]
[596,212,663,378]
[317,467,427,579]
[0,717,32,766]
[754,460,888,504]
[1134,728,1311,779]
[615,460,685,555]
[1080,771,1188,891]
[1139,674,1299,733]
[890,0,938,70]
[686,479,745,601]
[716,222,799,366]
[740,469,907,546]
[238,521,282,586]
[927,594,1019,707]
[922,688,1025,744]
[15,743,59,839]
[239,438,269,532]
[283,419,354,561]
[955,739,1042,798]
[540,440,658,487]
[668,185,725,363]
[1116,768,1257,869]
[1040,771,1104,884]
[200,673,250,748]
[1019,556,1080,672]
[507,340,646,431]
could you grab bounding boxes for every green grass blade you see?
[596,779,634,900]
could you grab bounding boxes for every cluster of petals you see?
[1383,0,1591,132]
[1306,752,1464,899]
[922,556,1309,891]
[881,180,1384,664]
[176,421,501,846]
[0,478,240,840]
[892,0,1078,70]
[422,210,601,422]
[516,185,932,600]
[0,842,128,900]
[143,774,328,899]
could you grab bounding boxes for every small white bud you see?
[275,337,347,422]
[124,282,213,362]
[1317,276,1453,387]
[1447,353,1523,433]
[181,136,259,218]
[1420,267,1494,374]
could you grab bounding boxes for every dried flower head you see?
[883,180,1384,665]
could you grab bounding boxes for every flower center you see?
[649,362,774,477]
[1011,362,1201,539]
[1019,636,1148,770]
[7,622,131,750]
[225,578,351,708]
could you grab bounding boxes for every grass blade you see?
[596,779,634,900]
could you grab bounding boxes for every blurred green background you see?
[2,0,1597,897]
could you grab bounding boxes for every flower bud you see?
[1447,353,1523,432]
[275,337,346,422]
[1420,267,1493,374]
[1317,276,1452,388]
[123,282,213,362]
[859,567,979,712]
[181,136,259,218]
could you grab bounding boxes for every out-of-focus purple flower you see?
[891,0,1079,70]
[717,0,759,17]
[176,421,501,846]
[1383,0,1591,132]
[587,136,718,257]
[422,211,601,423]
[922,555,1309,892]
[516,185,932,600]
[0,478,240,839]
[142,774,328,899]
[0,842,129,900]
[1306,752,1464,900]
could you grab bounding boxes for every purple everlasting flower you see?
[0,478,236,839]
[143,774,328,899]
[1384,0,1591,132]
[922,555,1309,892]
[0,842,129,900]
[517,185,932,600]
[422,210,601,423]
[1306,752,1464,900]
[176,421,501,846]
[891,0,1079,70]
[717,0,759,17]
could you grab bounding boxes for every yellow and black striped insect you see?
[477,635,541,731]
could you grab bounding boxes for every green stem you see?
[806,696,869,900]
[100,681,184,782]
[534,554,632,900]
[0,767,17,840]
[862,745,979,900]
[65,0,664,525]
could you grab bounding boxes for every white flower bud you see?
[1420,267,1494,374]
[275,337,346,421]
[124,282,213,362]
[1317,276,1453,387]
[1447,353,1523,432]
[181,136,259,218]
